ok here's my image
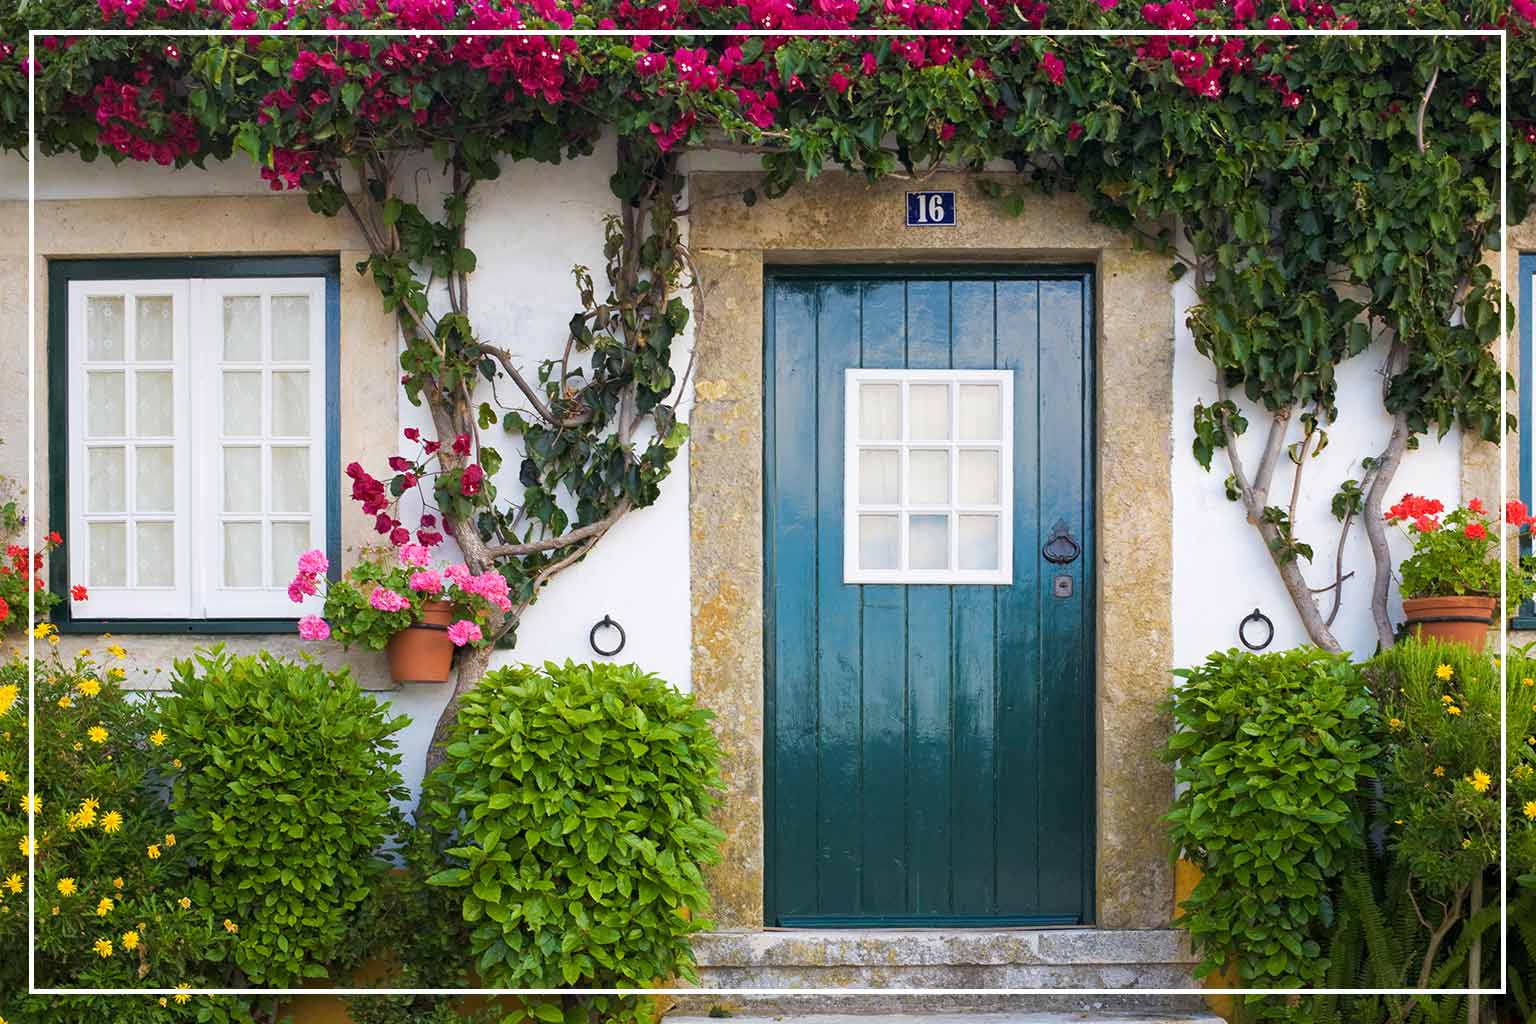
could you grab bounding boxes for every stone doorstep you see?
[690,930,1197,969]
[666,1017,1223,1024]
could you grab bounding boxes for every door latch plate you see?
[1053,574,1073,599]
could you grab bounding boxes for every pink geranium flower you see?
[408,570,443,594]
[446,620,483,647]
[297,615,331,641]
[369,587,410,613]
[298,549,329,575]
[398,542,431,568]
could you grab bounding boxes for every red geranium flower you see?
[1464,522,1487,541]
[1508,500,1531,527]
[71,584,88,601]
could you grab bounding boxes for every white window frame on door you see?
[67,277,328,620]
[842,368,1014,586]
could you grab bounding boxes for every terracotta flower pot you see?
[1402,595,1498,651]
[385,600,456,683]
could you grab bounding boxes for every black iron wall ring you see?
[1239,608,1274,651]
[589,614,627,657]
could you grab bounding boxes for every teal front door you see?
[763,268,1095,927]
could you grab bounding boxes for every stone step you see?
[676,929,1210,1015]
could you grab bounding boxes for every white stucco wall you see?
[4,148,1472,801]
[1169,273,1463,667]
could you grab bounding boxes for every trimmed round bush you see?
[422,660,723,1012]
[159,647,408,988]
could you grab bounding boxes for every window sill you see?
[56,618,300,636]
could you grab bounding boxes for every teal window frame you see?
[48,255,342,635]
[1518,252,1536,630]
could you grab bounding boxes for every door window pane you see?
[88,447,126,514]
[859,449,899,504]
[135,446,174,513]
[223,296,262,361]
[859,383,899,440]
[86,297,126,361]
[959,514,1000,571]
[908,384,949,440]
[135,371,174,436]
[909,514,949,570]
[958,450,999,505]
[270,296,310,361]
[87,372,126,437]
[958,384,1001,441]
[89,523,127,587]
[136,523,175,587]
[223,523,263,587]
[908,450,949,505]
[859,515,899,570]
[135,296,174,361]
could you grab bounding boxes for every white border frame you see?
[24,25,1508,1001]
[843,368,1013,585]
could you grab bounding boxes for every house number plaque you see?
[906,190,956,227]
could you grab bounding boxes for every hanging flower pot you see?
[1402,595,1497,652]
[385,600,456,684]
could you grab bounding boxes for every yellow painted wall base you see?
[1174,858,1240,1022]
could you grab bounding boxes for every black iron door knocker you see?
[1239,608,1274,651]
[1042,519,1082,565]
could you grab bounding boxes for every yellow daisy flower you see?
[146,844,160,860]
[92,938,113,958]
[177,896,191,910]
[0,683,17,716]
[78,678,100,697]
[107,644,125,659]
[100,811,123,834]
[149,729,166,747]
[87,725,108,744]
[1525,801,1536,821]
[96,897,113,917]
[17,837,33,857]
[19,794,39,814]
[112,876,123,889]
[174,984,191,1004]
[163,833,176,848]
[0,769,9,784]
[1470,768,1492,793]
[74,803,95,829]
[56,695,72,710]
[223,919,239,934]
[120,930,140,951]
[1388,717,1404,730]
[1433,766,1446,777]
[107,667,125,682]
[56,878,76,897]
[1435,664,1454,680]
[3,874,22,894]
[1447,705,1463,716]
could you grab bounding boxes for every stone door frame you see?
[685,171,1177,931]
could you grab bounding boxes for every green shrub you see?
[158,647,408,988]
[421,660,724,1024]
[1165,646,1379,990]
[1365,639,1502,897]
[0,646,252,1024]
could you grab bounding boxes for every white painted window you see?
[843,369,1013,585]
[68,278,328,620]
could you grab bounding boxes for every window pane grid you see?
[214,292,317,593]
[79,292,180,592]
[845,370,1011,585]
